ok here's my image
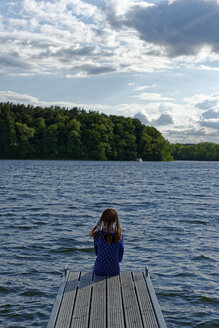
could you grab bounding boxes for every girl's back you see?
[90,208,124,275]
[93,230,124,275]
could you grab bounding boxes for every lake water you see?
[0,160,218,328]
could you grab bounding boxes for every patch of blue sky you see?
[0,67,218,107]
[0,1,22,21]
[0,1,10,15]
[0,0,218,143]
[83,0,105,6]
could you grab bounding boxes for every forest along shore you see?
[0,102,218,161]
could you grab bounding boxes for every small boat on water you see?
[136,157,143,162]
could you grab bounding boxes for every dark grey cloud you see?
[166,126,219,143]
[55,46,96,58]
[37,46,96,60]
[201,108,219,119]
[196,99,218,110]
[199,107,219,130]
[200,119,219,129]
[133,112,150,125]
[75,64,116,75]
[152,113,174,125]
[109,0,219,57]
[0,53,32,69]
[134,111,174,127]
[0,34,54,49]
[168,127,207,137]
[36,46,115,71]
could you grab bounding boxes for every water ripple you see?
[0,160,218,328]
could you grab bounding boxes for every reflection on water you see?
[0,160,218,328]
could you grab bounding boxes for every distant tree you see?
[15,122,35,158]
[138,126,173,161]
[171,143,219,161]
[0,102,181,161]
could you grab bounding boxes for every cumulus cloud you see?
[129,93,219,142]
[3,0,218,78]
[133,111,150,125]
[133,84,156,91]
[1,0,208,78]
[38,45,96,61]
[200,120,219,129]
[185,94,219,129]
[0,90,41,104]
[196,99,218,110]
[0,90,113,111]
[1,1,219,145]
[199,107,219,131]
[0,53,32,69]
[166,126,217,143]
[132,92,174,101]
[201,107,219,119]
[184,93,219,108]
[1,89,219,143]
[111,0,219,57]
[0,0,110,76]
[152,113,174,125]
[74,64,116,76]
[106,0,131,16]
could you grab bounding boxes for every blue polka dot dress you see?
[93,231,124,275]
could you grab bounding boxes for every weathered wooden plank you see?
[48,270,166,328]
[107,275,125,328]
[70,272,93,328]
[89,274,107,328]
[120,272,143,328]
[55,271,80,328]
[133,272,159,328]
[145,273,167,328]
[47,272,70,328]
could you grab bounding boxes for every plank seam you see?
[87,272,94,328]
[69,272,81,328]
[131,272,144,328]
[119,274,127,328]
[142,273,160,327]
[53,272,70,328]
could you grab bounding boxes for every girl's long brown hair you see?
[90,208,122,244]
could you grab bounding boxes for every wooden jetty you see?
[47,269,166,328]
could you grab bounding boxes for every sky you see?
[0,0,219,143]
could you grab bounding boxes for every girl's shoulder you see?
[93,230,101,239]
[94,230,123,244]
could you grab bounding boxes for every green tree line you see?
[0,102,173,161]
[171,143,219,161]
[1,102,218,160]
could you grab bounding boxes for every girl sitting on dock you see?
[90,208,124,275]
